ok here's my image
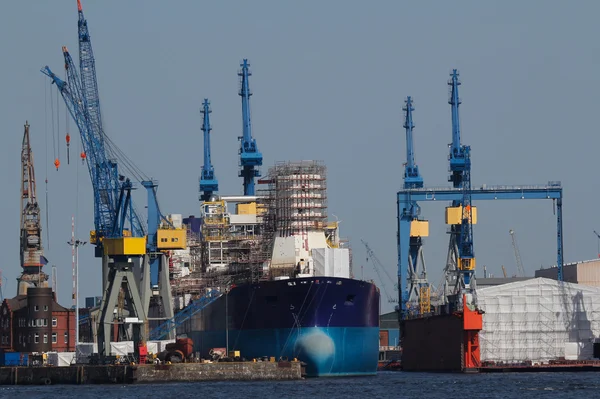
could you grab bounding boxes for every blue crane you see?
[238,59,263,196]
[200,99,219,202]
[399,97,429,317]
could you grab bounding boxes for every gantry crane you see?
[396,69,563,323]
[238,59,263,196]
[509,229,526,277]
[200,99,219,202]
[399,97,430,316]
[18,122,49,295]
[42,0,186,357]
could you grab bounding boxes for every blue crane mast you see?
[238,59,263,196]
[403,97,423,190]
[399,97,430,317]
[200,99,218,202]
[457,147,476,303]
[448,69,466,189]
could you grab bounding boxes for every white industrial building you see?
[478,277,600,363]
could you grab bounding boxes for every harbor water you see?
[1,371,599,398]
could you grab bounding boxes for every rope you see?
[50,84,56,161]
[231,289,256,350]
[44,81,50,250]
[56,88,60,161]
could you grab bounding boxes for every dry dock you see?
[0,361,303,385]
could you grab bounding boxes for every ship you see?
[172,161,381,377]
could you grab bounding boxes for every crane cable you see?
[44,80,50,250]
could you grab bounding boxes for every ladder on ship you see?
[149,290,222,340]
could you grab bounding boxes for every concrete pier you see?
[135,361,303,382]
[0,361,303,385]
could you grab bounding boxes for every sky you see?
[0,1,599,314]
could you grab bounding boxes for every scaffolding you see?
[269,160,327,235]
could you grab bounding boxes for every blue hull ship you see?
[179,276,380,377]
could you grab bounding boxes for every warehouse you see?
[478,277,600,364]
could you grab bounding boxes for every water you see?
[1,371,599,398]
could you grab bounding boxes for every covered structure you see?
[478,278,600,363]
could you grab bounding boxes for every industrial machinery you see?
[41,0,184,357]
[399,97,430,316]
[396,69,564,321]
[18,122,49,295]
[199,99,219,202]
[441,70,478,309]
[238,59,263,196]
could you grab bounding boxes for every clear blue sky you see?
[0,1,598,314]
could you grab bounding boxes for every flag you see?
[40,255,49,266]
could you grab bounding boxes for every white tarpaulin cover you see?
[478,277,600,363]
[58,352,75,367]
[110,341,134,356]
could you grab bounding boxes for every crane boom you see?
[238,59,263,195]
[403,96,423,189]
[77,0,103,134]
[448,69,466,188]
[200,99,218,201]
[509,229,526,277]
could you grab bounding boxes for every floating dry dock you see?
[0,361,304,385]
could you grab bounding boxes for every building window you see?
[52,333,57,344]
[37,319,42,327]
[43,333,48,344]
[34,333,39,344]
[52,317,57,327]
[64,332,68,344]
[43,305,48,311]
[43,319,48,327]
[34,305,39,312]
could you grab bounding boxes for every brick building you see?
[0,287,75,352]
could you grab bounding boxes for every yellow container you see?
[229,350,241,358]
[445,206,478,225]
[157,229,187,249]
[104,237,147,256]
[410,220,429,237]
[236,202,257,215]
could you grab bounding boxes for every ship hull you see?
[178,276,380,377]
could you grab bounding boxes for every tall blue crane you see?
[200,99,218,202]
[238,59,262,196]
[441,69,478,307]
[399,97,430,317]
